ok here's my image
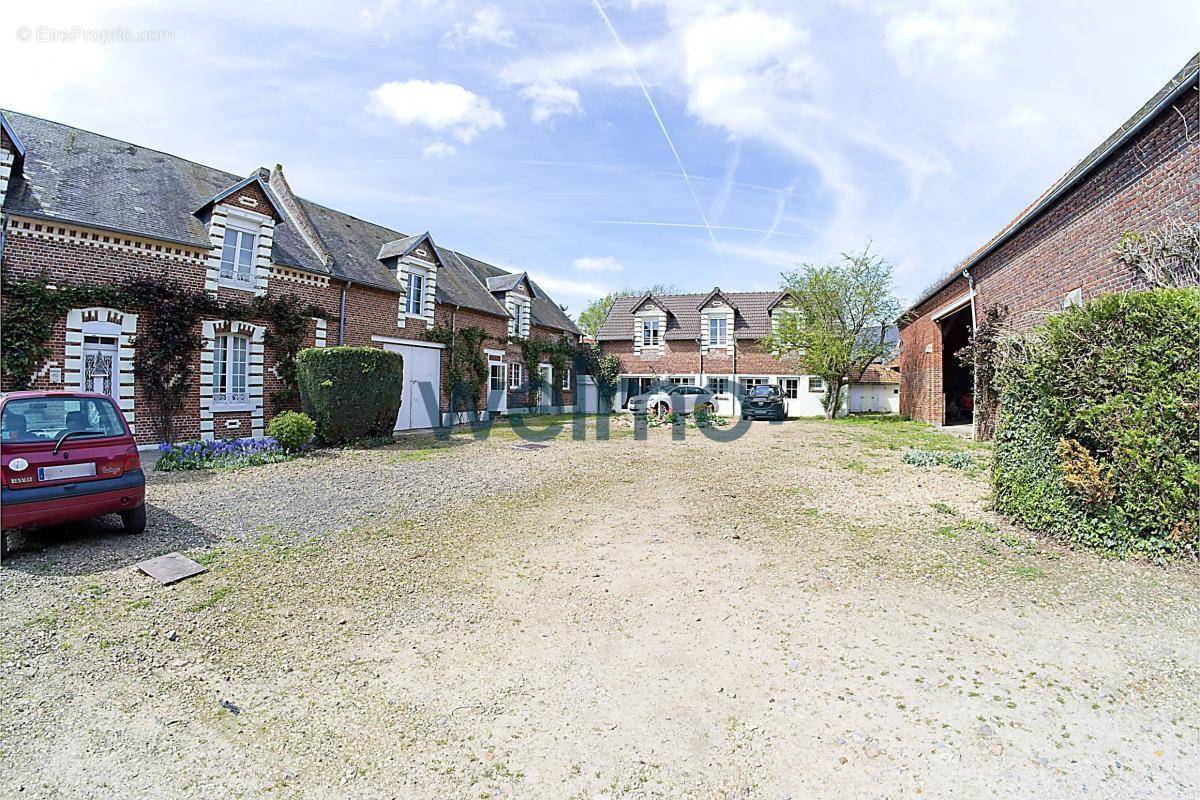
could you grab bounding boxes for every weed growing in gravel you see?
[932,502,957,515]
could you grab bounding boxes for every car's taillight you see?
[124,446,142,472]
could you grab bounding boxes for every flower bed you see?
[156,437,292,471]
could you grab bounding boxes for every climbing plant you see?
[510,334,581,406]
[0,271,326,443]
[954,304,1012,440]
[426,324,493,412]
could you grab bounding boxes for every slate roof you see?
[485,272,527,293]
[596,291,786,341]
[451,250,580,334]
[901,51,1200,318]
[0,110,581,333]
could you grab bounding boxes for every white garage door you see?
[381,342,442,431]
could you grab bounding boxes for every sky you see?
[2,1,1197,315]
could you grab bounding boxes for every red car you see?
[1,391,146,555]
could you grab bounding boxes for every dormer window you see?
[708,317,727,346]
[404,271,425,315]
[220,226,256,288]
[642,319,660,347]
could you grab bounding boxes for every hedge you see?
[992,289,1199,560]
[295,347,404,445]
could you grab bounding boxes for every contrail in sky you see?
[590,0,729,282]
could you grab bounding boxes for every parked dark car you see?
[1,391,146,555]
[741,384,787,421]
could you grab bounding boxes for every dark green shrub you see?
[267,410,316,453]
[295,347,404,445]
[992,289,1200,559]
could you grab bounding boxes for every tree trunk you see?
[824,380,843,420]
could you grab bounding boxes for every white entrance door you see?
[383,343,442,430]
[82,335,119,400]
[539,363,553,410]
[487,355,507,415]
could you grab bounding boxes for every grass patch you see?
[1013,565,1046,580]
[188,585,233,612]
[931,502,956,515]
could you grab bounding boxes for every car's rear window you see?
[1,397,127,444]
[750,385,778,397]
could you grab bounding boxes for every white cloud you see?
[880,0,1013,75]
[368,80,504,143]
[422,141,457,158]
[528,271,611,308]
[572,255,624,272]
[442,6,515,49]
[1002,104,1046,129]
[520,81,583,124]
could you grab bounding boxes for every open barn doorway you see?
[939,304,974,426]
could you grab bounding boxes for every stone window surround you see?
[633,307,666,356]
[199,319,265,440]
[65,307,138,432]
[506,291,532,338]
[700,301,735,355]
[397,255,437,329]
[204,204,274,296]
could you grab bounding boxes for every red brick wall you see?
[0,216,371,443]
[216,181,281,222]
[898,87,1197,426]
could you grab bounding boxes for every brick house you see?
[596,289,900,417]
[0,111,580,444]
[897,53,1198,433]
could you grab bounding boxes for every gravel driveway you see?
[2,416,1196,799]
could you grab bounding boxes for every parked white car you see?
[627,384,718,417]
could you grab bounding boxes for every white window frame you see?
[780,377,800,399]
[808,376,825,393]
[706,377,729,395]
[670,376,695,385]
[489,356,507,392]
[708,317,727,346]
[219,224,257,289]
[508,361,524,389]
[740,376,768,396]
[561,366,572,391]
[212,334,251,410]
[642,319,660,347]
[510,303,523,337]
[404,270,426,316]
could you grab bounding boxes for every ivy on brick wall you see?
[0,271,326,443]
[511,334,586,407]
[426,324,492,413]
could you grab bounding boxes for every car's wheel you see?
[120,504,147,535]
[654,403,670,419]
[1,530,9,559]
[702,402,716,413]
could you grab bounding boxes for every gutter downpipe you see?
[337,279,352,345]
[963,267,978,439]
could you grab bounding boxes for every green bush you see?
[267,410,316,453]
[295,347,405,445]
[992,289,1200,560]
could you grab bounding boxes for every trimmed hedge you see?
[296,347,404,445]
[992,289,1199,559]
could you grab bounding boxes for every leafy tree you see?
[763,246,900,419]
[576,284,680,339]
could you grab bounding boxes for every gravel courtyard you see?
[2,416,1196,799]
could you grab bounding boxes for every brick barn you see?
[897,53,1198,434]
[0,111,580,445]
